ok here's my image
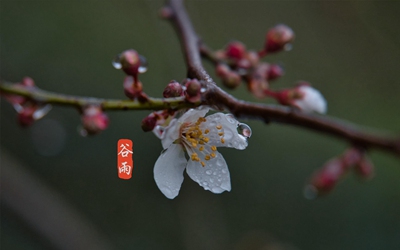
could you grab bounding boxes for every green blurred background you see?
[1,1,400,249]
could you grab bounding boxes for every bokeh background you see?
[1,1,400,249]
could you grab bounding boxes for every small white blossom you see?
[152,106,250,199]
[294,85,327,114]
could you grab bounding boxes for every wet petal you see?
[160,119,180,149]
[201,113,248,150]
[154,144,187,199]
[178,106,210,124]
[186,151,231,194]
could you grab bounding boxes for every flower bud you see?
[225,41,246,60]
[163,80,184,98]
[119,49,141,76]
[141,114,158,132]
[265,24,295,53]
[309,158,345,195]
[184,79,201,103]
[247,78,269,99]
[123,76,148,102]
[81,106,109,135]
[267,64,284,80]
[355,156,375,180]
[18,106,36,127]
[21,77,35,87]
[341,147,363,168]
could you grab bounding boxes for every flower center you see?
[180,117,225,167]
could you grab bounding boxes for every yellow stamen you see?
[191,153,198,161]
[201,161,205,167]
[216,125,222,130]
[203,137,209,143]
[210,153,216,158]
[192,142,197,148]
[204,129,210,134]
[211,145,217,151]
[199,146,204,151]
[221,138,225,144]
[205,155,211,161]
[218,132,224,136]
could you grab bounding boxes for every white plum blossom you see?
[152,106,251,199]
[294,85,327,114]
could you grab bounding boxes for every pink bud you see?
[21,77,35,87]
[141,114,158,132]
[163,80,184,98]
[355,156,375,180]
[225,41,246,60]
[341,148,363,168]
[81,106,109,135]
[310,159,345,194]
[18,106,36,127]
[265,24,295,53]
[123,76,148,102]
[247,78,269,99]
[267,64,284,80]
[118,49,141,77]
[184,79,202,103]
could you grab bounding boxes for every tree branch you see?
[0,81,198,111]
[166,0,400,157]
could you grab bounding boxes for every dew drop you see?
[202,181,208,186]
[237,123,252,138]
[200,87,207,93]
[222,169,227,174]
[213,171,218,176]
[112,54,122,69]
[217,159,224,167]
[138,55,148,73]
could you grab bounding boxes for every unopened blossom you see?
[294,85,327,114]
[273,84,327,114]
[153,107,251,199]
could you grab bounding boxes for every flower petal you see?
[201,113,248,150]
[160,119,180,149]
[178,106,210,124]
[154,144,187,199]
[186,151,231,194]
[295,86,327,114]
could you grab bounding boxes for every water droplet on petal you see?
[222,169,227,174]
[237,123,252,138]
[217,159,224,167]
[138,55,148,73]
[202,181,208,186]
[112,54,122,69]
[206,170,212,175]
[200,87,206,93]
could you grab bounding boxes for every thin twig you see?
[0,81,198,110]
[166,0,400,157]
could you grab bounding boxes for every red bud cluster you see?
[307,147,375,197]
[2,77,52,127]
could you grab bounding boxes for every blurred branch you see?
[0,81,198,111]
[165,0,400,157]
[0,149,115,250]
